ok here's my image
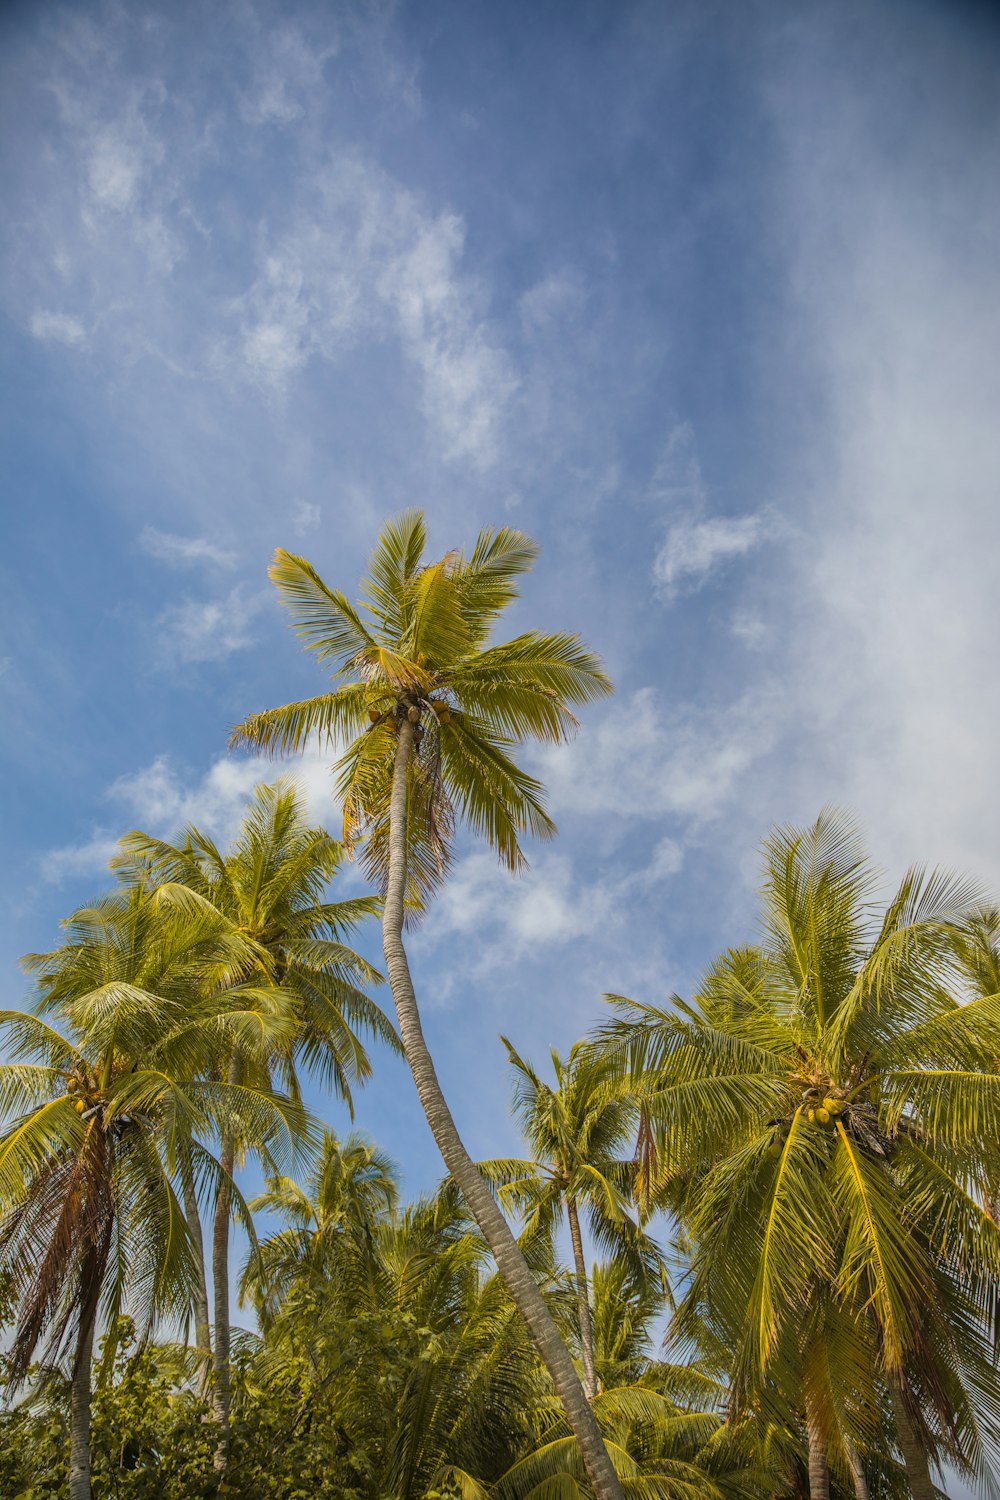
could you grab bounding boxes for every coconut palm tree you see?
[601,811,1000,1499]
[0,883,305,1500]
[114,781,396,1459]
[230,511,623,1498]
[483,1038,667,1399]
[239,1126,397,1328]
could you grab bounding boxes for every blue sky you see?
[2,0,1000,1440]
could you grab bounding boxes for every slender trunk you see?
[843,1432,870,1500]
[382,717,624,1500]
[805,1384,830,1500]
[179,1133,212,1394]
[890,1374,938,1500]
[212,1056,241,1470]
[68,1270,99,1500]
[567,1197,597,1399]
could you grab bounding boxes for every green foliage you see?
[6,764,1000,1499]
[230,511,613,908]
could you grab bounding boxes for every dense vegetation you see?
[3,517,999,1499]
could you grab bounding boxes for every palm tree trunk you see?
[843,1432,870,1500]
[382,717,624,1500]
[69,1266,100,1500]
[212,1059,240,1471]
[890,1374,937,1500]
[566,1196,597,1399]
[805,1385,830,1500]
[179,1133,212,1394]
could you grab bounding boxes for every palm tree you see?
[601,811,1000,1499]
[0,884,304,1500]
[239,1126,397,1327]
[484,1038,666,1399]
[230,511,623,1498]
[114,780,396,1458]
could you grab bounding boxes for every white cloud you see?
[518,268,585,334]
[139,528,236,568]
[41,745,346,883]
[40,833,120,885]
[654,512,768,596]
[154,586,262,664]
[30,310,87,347]
[415,832,686,1007]
[755,24,1000,889]
[88,128,144,211]
[646,423,707,509]
[209,156,516,461]
[239,26,339,126]
[643,425,773,599]
[110,749,339,838]
[292,500,321,535]
[532,688,779,827]
[730,610,768,648]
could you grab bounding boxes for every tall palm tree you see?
[230,511,623,1498]
[601,811,1000,1499]
[484,1038,666,1399]
[0,884,304,1500]
[114,781,396,1457]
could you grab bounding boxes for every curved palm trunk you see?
[69,1261,100,1500]
[890,1374,937,1500]
[843,1432,870,1500]
[805,1385,830,1500]
[566,1196,597,1399]
[382,719,624,1500]
[179,1133,212,1393]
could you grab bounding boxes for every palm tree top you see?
[230,511,613,903]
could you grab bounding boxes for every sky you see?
[2,0,1000,1457]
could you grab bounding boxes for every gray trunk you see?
[890,1374,938,1500]
[843,1432,870,1500]
[179,1133,212,1393]
[382,717,624,1500]
[805,1385,830,1500]
[68,1284,98,1500]
[567,1196,597,1399]
[212,1074,239,1471]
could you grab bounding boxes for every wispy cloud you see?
[213,158,517,464]
[654,513,768,597]
[292,500,321,535]
[39,833,120,885]
[646,425,773,600]
[154,586,263,664]
[30,309,87,347]
[532,688,779,827]
[40,744,345,884]
[139,528,237,569]
[4,13,510,472]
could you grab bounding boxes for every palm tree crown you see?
[230,510,612,905]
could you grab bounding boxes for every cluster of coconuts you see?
[805,1087,848,1127]
[64,1075,91,1114]
[367,698,453,742]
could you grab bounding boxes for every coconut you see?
[368,708,381,723]
[75,1099,86,1114]
[815,1106,831,1125]
[407,704,421,723]
[823,1096,845,1117]
[807,1107,816,1123]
